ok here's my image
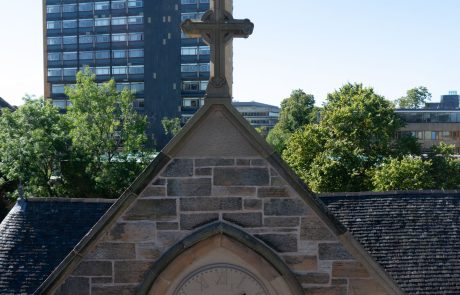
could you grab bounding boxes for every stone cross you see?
[181,0,254,100]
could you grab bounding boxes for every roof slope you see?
[321,191,460,295]
[0,198,113,294]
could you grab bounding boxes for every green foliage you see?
[161,117,182,137]
[284,83,405,192]
[65,68,150,197]
[267,89,316,153]
[396,86,431,109]
[0,69,152,199]
[371,156,433,191]
[0,97,68,197]
[426,143,460,189]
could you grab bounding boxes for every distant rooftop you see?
[0,97,14,110]
[232,101,280,109]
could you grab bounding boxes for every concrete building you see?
[233,101,280,132]
[396,91,460,153]
[43,0,211,146]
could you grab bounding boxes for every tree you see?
[283,83,406,192]
[162,117,182,137]
[0,97,68,197]
[65,68,151,197]
[267,89,316,153]
[371,156,433,191]
[396,86,431,109]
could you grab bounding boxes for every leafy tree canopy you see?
[0,96,68,197]
[396,86,432,109]
[283,83,408,192]
[267,89,316,153]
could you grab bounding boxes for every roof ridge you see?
[26,197,117,203]
[319,190,460,198]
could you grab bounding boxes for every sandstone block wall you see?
[54,157,389,295]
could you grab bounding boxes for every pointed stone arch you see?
[136,221,304,295]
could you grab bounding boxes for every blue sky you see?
[1,0,459,107]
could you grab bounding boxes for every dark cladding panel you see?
[144,0,182,147]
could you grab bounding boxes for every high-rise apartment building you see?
[43,0,211,147]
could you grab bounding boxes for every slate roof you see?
[0,198,113,294]
[321,191,460,295]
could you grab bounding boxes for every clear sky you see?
[1,0,459,107]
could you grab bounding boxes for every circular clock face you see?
[173,264,269,295]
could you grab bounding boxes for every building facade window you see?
[62,4,77,13]
[47,21,61,29]
[47,5,61,14]
[63,52,78,60]
[95,2,110,10]
[113,66,128,74]
[113,50,126,59]
[63,68,77,77]
[95,67,110,75]
[95,50,110,59]
[79,3,93,12]
[129,65,144,74]
[47,37,61,45]
[48,52,61,61]
[129,49,144,58]
[63,20,77,29]
[112,1,126,9]
[79,51,94,60]
[95,18,110,27]
[128,0,143,8]
[79,19,94,27]
[52,84,65,94]
[63,36,77,44]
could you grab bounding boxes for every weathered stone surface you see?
[303,286,347,295]
[87,242,135,260]
[264,199,309,216]
[73,261,112,277]
[109,222,156,242]
[244,198,262,210]
[331,278,349,286]
[157,222,179,230]
[91,277,112,285]
[296,272,330,284]
[301,217,336,241]
[140,186,166,198]
[349,278,389,295]
[180,213,219,230]
[180,197,242,211]
[283,255,317,272]
[264,217,300,227]
[92,285,136,295]
[195,158,234,167]
[152,178,166,185]
[55,277,89,295]
[167,178,211,196]
[136,243,161,260]
[124,199,176,221]
[251,159,266,166]
[236,158,250,166]
[258,187,289,198]
[214,167,269,186]
[332,261,369,278]
[114,261,154,283]
[161,159,193,177]
[319,243,354,260]
[271,176,286,186]
[255,234,297,252]
[213,186,256,197]
[223,212,262,228]
[195,167,212,176]
[156,231,189,249]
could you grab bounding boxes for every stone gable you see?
[40,103,401,295]
[53,156,392,295]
